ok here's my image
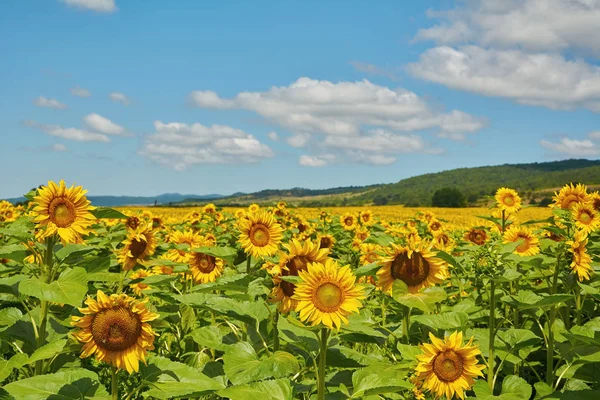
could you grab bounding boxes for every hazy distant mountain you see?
[3,193,223,207]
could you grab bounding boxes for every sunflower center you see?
[593,199,600,212]
[390,252,430,286]
[194,253,216,273]
[579,212,592,224]
[48,197,76,228]
[516,237,530,253]
[313,282,344,312]
[433,350,464,382]
[503,196,515,206]
[344,217,353,226]
[91,307,142,351]
[130,239,147,258]
[320,237,332,249]
[249,224,270,247]
[281,256,310,297]
[562,195,580,209]
[430,222,441,231]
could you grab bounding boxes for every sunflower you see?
[415,331,485,400]
[377,240,447,294]
[567,230,593,281]
[464,228,487,245]
[359,210,373,225]
[590,192,600,212]
[277,201,287,210]
[234,209,246,219]
[341,213,357,231]
[237,210,284,258]
[125,216,141,231]
[270,239,330,313]
[495,187,522,214]
[187,251,224,284]
[354,227,370,242]
[117,223,157,271]
[32,180,96,243]
[248,203,260,214]
[152,265,174,275]
[503,225,540,256]
[359,243,381,265]
[129,269,155,296]
[433,232,454,252]
[553,183,589,209]
[318,234,336,250]
[429,219,443,233]
[572,202,600,235]
[71,290,159,374]
[166,229,204,263]
[293,259,365,330]
[203,203,217,214]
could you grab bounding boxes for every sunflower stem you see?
[246,255,252,275]
[273,309,280,352]
[487,279,495,391]
[35,235,55,376]
[501,210,506,234]
[111,365,118,400]
[402,305,411,344]
[317,328,329,400]
[547,253,561,386]
[381,293,387,328]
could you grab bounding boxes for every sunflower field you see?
[0,181,599,400]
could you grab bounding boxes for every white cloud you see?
[83,113,127,135]
[109,92,130,105]
[24,120,110,142]
[408,46,600,112]
[287,134,311,148]
[70,86,91,97]
[349,61,398,80]
[589,131,600,140]
[52,144,67,152]
[60,0,117,13]
[541,137,600,156]
[140,121,274,170]
[33,96,67,109]
[299,155,334,167]
[415,0,600,55]
[267,131,279,141]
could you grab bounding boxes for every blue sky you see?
[2,0,599,198]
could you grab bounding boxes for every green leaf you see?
[179,304,196,334]
[189,274,256,293]
[191,246,237,264]
[277,316,319,352]
[412,311,469,330]
[222,342,300,385]
[0,218,34,240]
[0,244,29,262]
[172,293,210,306]
[497,329,541,352]
[55,244,95,261]
[0,353,29,382]
[500,375,532,400]
[278,275,301,284]
[2,368,108,400]
[392,286,447,313]
[19,267,88,307]
[0,307,23,332]
[189,326,228,351]
[142,355,224,399]
[351,365,412,398]
[396,343,422,361]
[204,297,269,325]
[501,291,573,310]
[216,378,293,400]
[90,207,127,219]
[354,262,380,277]
[28,339,68,364]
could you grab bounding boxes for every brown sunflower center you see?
[129,238,147,258]
[48,197,76,228]
[430,222,441,231]
[516,236,530,253]
[313,282,344,312]
[249,223,270,247]
[433,350,464,382]
[390,252,430,286]
[126,217,140,230]
[437,234,450,246]
[281,256,310,297]
[91,306,142,351]
[194,253,216,273]
[320,237,333,249]
[503,196,515,206]
[344,217,353,226]
[579,211,592,224]
[468,229,487,245]
[561,194,580,209]
[593,198,600,212]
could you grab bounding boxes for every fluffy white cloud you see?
[299,155,335,167]
[267,131,279,141]
[140,121,274,170]
[415,0,600,55]
[83,113,127,135]
[33,96,67,109]
[52,144,67,152]
[287,134,311,148]
[24,120,109,142]
[189,78,484,137]
[589,131,600,140]
[541,137,600,156]
[60,0,117,13]
[349,61,398,80]
[408,46,600,111]
[109,92,130,105]
[70,86,91,97]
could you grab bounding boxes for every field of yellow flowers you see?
[0,182,599,400]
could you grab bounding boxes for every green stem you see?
[317,328,329,400]
[488,279,496,391]
[273,309,280,352]
[381,293,387,328]
[501,210,506,234]
[111,365,118,400]
[402,305,411,344]
[575,287,583,326]
[35,236,55,376]
[246,255,252,275]
[547,254,561,386]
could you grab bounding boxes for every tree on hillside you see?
[432,187,466,207]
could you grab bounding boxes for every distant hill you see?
[4,193,223,207]
[197,158,600,207]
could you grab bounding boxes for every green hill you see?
[183,159,600,207]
